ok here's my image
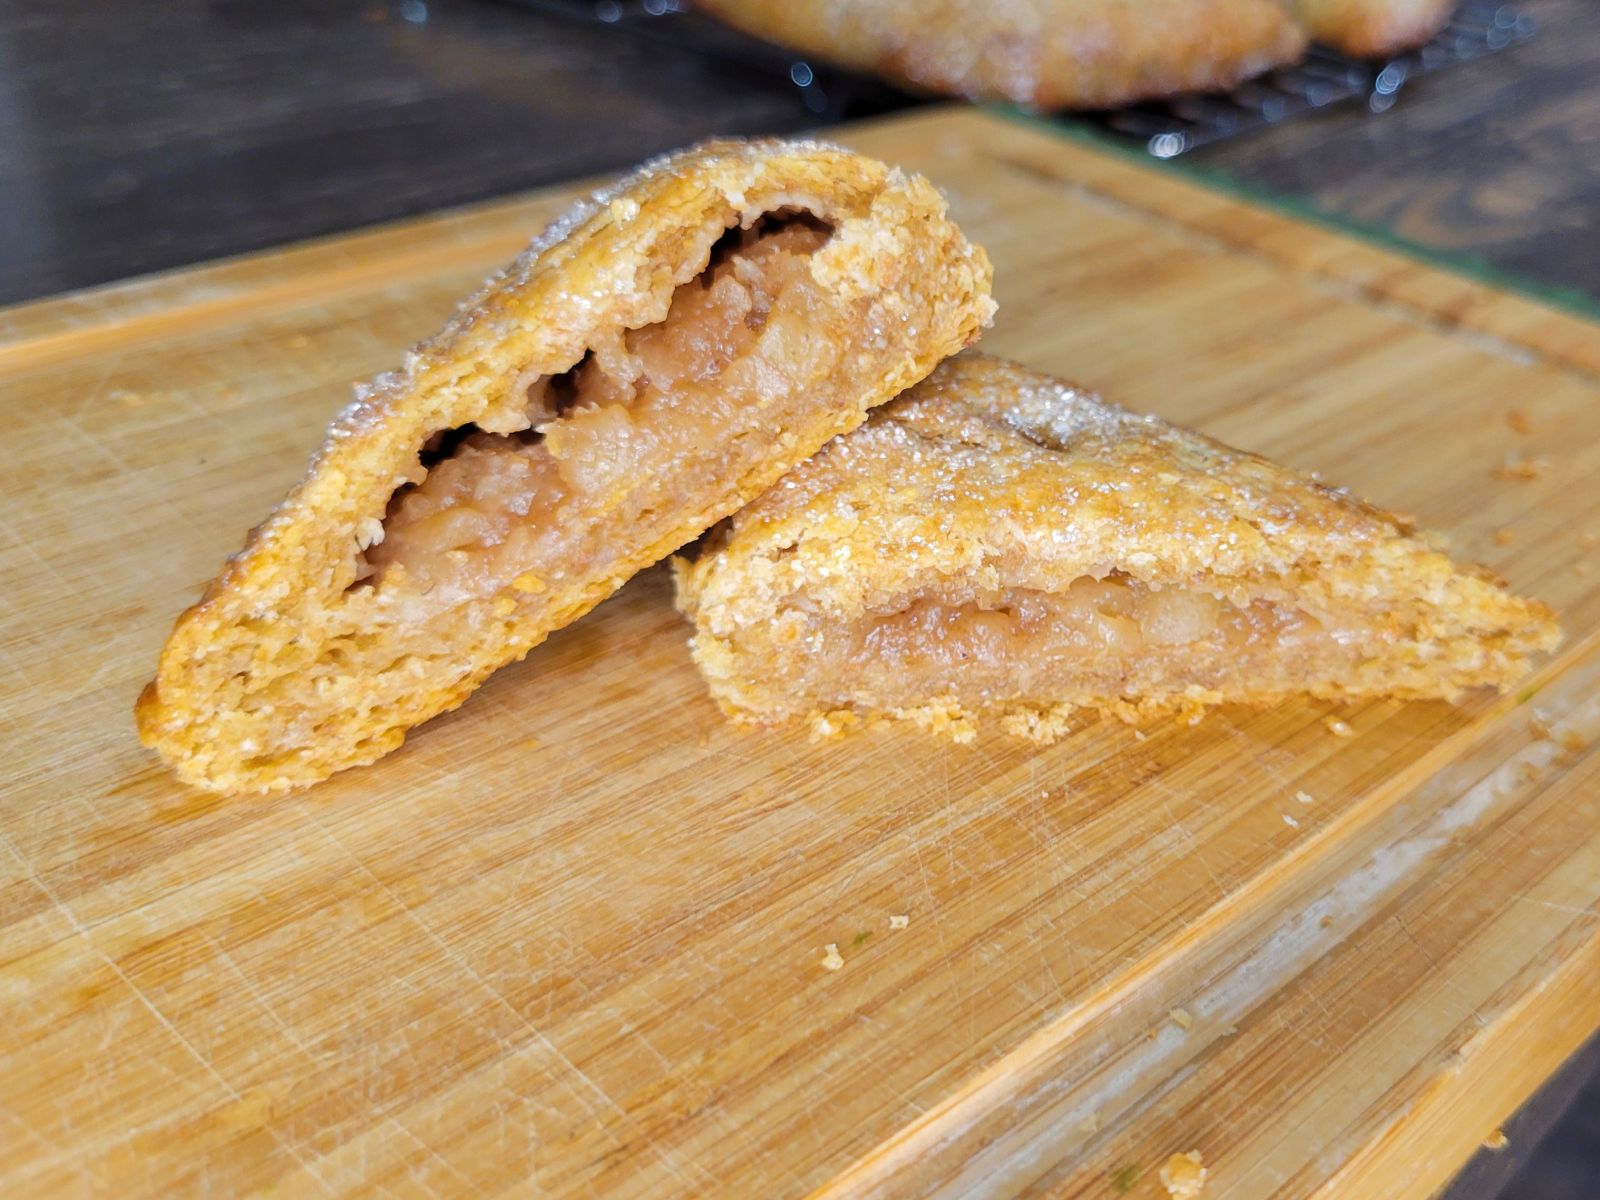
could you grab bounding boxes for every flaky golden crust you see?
[674,355,1559,734]
[695,0,1308,109]
[138,139,994,793]
[1283,0,1455,56]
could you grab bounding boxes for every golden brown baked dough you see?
[1281,0,1455,56]
[694,0,1309,109]
[674,355,1558,740]
[138,139,994,792]
[694,0,1459,109]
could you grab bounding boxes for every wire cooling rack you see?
[1081,1,1535,156]
[503,0,1535,156]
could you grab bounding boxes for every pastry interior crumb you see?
[359,213,833,613]
[767,571,1378,714]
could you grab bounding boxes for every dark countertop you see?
[1,0,1596,312]
[1186,0,1599,310]
[2,2,1594,1195]
[0,0,842,305]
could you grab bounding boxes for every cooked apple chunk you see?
[138,140,994,792]
[674,355,1559,738]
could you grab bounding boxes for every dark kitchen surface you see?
[1,0,1598,311]
[1183,0,1600,314]
[2,2,1595,1196]
[0,0,849,306]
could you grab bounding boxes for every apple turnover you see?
[674,356,1558,740]
[138,139,994,792]
[694,0,1458,110]
[693,0,1309,109]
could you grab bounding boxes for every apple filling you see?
[358,214,834,610]
[783,573,1373,709]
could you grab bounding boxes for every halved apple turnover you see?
[674,355,1558,740]
[139,139,994,791]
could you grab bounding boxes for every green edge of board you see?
[988,104,1600,326]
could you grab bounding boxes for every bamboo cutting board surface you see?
[3,107,1599,1199]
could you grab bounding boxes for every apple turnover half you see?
[138,139,994,792]
[674,356,1558,740]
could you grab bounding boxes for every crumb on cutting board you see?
[1160,1150,1208,1198]
[1283,813,1300,828]
[808,710,861,741]
[1495,454,1551,481]
[1324,717,1355,738]
[889,914,909,929]
[1484,1129,1509,1151]
[821,944,843,971]
[1169,1007,1194,1030]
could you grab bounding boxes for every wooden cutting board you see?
[3,107,1598,1199]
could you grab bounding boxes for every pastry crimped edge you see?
[137,138,994,793]
[673,354,1560,740]
[694,0,1309,109]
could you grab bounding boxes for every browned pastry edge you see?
[137,138,994,793]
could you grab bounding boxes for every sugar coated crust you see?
[694,0,1309,109]
[674,354,1560,736]
[138,138,994,792]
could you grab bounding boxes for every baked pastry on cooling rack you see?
[674,355,1557,741]
[138,139,994,792]
[693,0,1458,108]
